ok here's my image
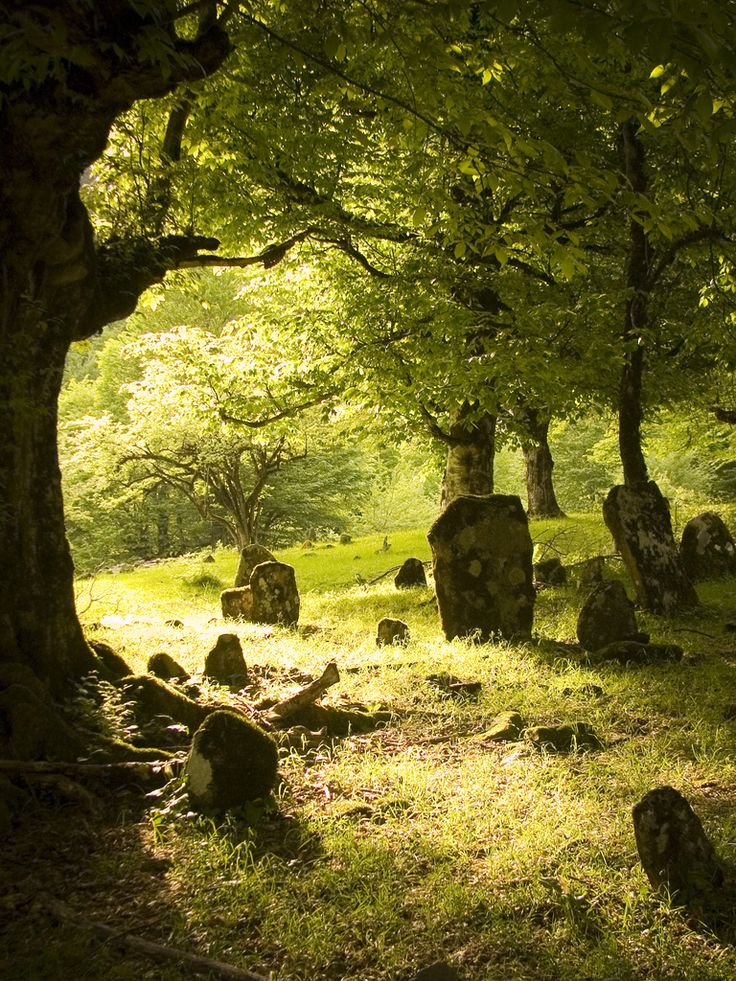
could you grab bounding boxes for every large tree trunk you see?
[521,411,565,518]
[0,6,230,700]
[0,289,98,694]
[441,410,496,508]
[603,121,696,614]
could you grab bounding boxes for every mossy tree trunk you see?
[440,409,496,509]
[0,5,230,698]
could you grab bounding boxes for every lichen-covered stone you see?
[186,709,278,813]
[220,585,254,620]
[603,482,698,614]
[395,558,427,589]
[234,544,275,587]
[249,561,300,626]
[376,617,410,646]
[526,721,600,751]
[147,652,189,681]
[633,786,723,906]
[204,633,248,684]
[534,556,567,586]
[428,494,534,642]
[576,581,642,652]
[681,512,736,581]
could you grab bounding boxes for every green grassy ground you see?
[10,513,736,980]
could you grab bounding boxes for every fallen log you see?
[0,759,182,787]
[44,895,268,981]
[266,661,340,723]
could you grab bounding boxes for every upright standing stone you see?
[395,558,427,589]
[204,633,248,684]
[603,482,698,614]
[428,495,534,642]
[576,580,643,651]
[633,786,723,906]
[234,544,275,587]
[681,512,736,581]
[250,561,300,625]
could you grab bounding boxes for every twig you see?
[671,627,717,639]
[43,896,268,981]
[365,560,432,586]
[266,661,340,722]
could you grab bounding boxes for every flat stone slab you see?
[526,721,600,751]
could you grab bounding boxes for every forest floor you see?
[5,516,736,980]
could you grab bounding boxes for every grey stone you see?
[186,710,278,814]
[681,511,736,581]
[576,581,642,652]
[376,617,409,646]
[633,786,723,906]
[249,561,300,626]
[603,481,698,614]
[234,544,275,587]
[428,494,534,642]
[204,633,248,684]
[412,963,461,981]
[395,557,428,589]
[339,532,352,544]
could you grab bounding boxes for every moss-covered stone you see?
[376,618,409,646]
[147,651,189,681]
[220,585,253,620]
[186,709,278,813]
[234,544,276,587]
[204,633,248,684]
[117,674,211,730]
[249,561,300,626]
[576,581,642,652]
[526,721,601,751]
[89,640,131,680]
[475,711,525,742]
[681,511,736,581]
[587,641,683,666]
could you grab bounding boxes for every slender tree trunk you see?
[619,121,650,487]
[441,410,496,508]
[521,412,565,518]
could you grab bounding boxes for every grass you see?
[9,512,736,980]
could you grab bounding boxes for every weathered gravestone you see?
[147,651,189,681]
[633,786,723,907]
[376,617,409,646]
[428,495,534,641]
[395,557,427,589]
[250,560,300,626]
[681,511,736,581]
[220,585,254,620]
[576,580,644,651]
[534,556,567,586]
[603,482,697,614]
[186,709,278,814]
[204,633,248,684]
[234,543,275,587]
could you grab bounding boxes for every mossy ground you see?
[6,516,736,979]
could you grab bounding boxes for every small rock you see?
[220,586,254,620]
[426,674,481,700]
[339,533,352,544]
[165,618,184,628]
[681,511,736,581]
[395,558,428,589]
[579,556,605,586]
[562,684,604,698]
[376,618,409,646]
[89,640,132,680]
[202,554,216,563]
[204,633,248,684]
[526,721,600,751]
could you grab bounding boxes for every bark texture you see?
[0,4,230,695]
[440,409,496,508]
[520,410,564,518]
